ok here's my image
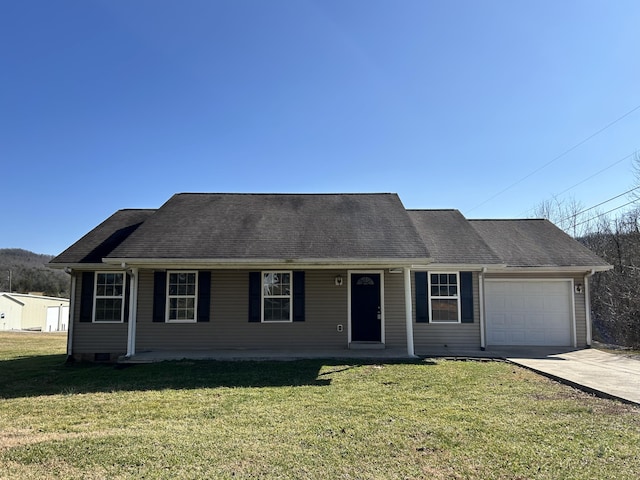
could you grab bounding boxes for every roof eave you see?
[483,265,612,273]
[411,263,507,271]
[103,257,433,269]
[47,262,125,271]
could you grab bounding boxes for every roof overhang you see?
[410,263,508,271]
[482,265,612,274]
[1,294,25,306]
[101,257,434,270]
[47,263,118,272]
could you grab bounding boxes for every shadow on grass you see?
[0,354,434,399]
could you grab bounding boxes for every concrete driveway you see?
[505,348,640,406]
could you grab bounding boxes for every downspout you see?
[404,267,416,357]
[66,270,76,359]
[479,267,487,350]
[584,269,595,347]
[126,267,139,357]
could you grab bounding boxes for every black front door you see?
[351,273,381,342]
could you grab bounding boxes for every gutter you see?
[101,257,433,270]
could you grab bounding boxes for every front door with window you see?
[351,273,382,342]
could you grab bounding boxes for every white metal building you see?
[0,293,69,331]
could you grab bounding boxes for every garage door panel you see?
[491,313,507,327]
[509,313,525,327]
[486,280,573,346]
[527,313,545,327]
[525,297,544,309]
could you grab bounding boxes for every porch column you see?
[584,272,593,346]
[126,268,139,357]
[479,268,486,350]
[67,272,76,357]
[404,267,416,357]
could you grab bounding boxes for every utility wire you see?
[467,103,640,213]
[553,151,637,198]
[573,198,640,228]
[519,149,638,217]
[559,185,640,223]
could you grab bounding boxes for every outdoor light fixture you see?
[575,283,583,294]
[335,275,343,286]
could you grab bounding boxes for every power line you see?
[553,151,637,198]
[573,198,640,228]
[519,149,638,217]
[560,185,640,223]
[467,103,640,213]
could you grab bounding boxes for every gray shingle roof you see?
[50,209,156,264]
[469,219,610,268]
[408,210,502,265]
[105,193,431,262]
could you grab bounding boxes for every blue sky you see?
[2,1,639,255]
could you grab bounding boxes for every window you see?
[429,273,460,322]
[166,271,198,322]
[262,271,292,322]
[94,272,125,322]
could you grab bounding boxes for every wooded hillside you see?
[534,190,640,349]
[0,249,70,298]
[580,211,640,348]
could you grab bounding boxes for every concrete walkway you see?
[505,349,640,406]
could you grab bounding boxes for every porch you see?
[117,345,579,363]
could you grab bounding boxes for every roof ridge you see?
[118,208,157,212]
[172,192,399,196]
[469,218,547,222]
[407,208,459,212]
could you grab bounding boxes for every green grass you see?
[1,332,639,479]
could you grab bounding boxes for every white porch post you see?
[584,272,593,347]
[66,272,76,357]
[126,268,139,357]
[479,268,486,350]
[404,267,415,357]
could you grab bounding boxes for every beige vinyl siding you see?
[484,272,588,347]
[382,272,407,349]
[413,271,481,351]
[135,270,350,351]
[71,272,128,355]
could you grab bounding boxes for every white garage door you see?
[485,280,573,346]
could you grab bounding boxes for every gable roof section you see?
[105,193,431,263]
[1,293,25,306]
[50,209,156,265]
[408,210,502,265]
[469,219,610,268]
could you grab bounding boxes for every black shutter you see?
[415,272,428,323]
[460,271,474,323]
[248,272,261,322]
[80,272,95,322]
[123,273,130,323]
[153,271,167,323]
[293,271,305,322]
[197,271,211,322]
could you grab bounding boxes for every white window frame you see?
[93,271,125,323]
[165,271,198,323]
[261,271,293,323]
[428,272,461,323]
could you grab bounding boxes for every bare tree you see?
[531,195,588,237]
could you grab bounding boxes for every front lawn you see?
[1,332,638,479]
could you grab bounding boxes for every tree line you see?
[0,249,70,298]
